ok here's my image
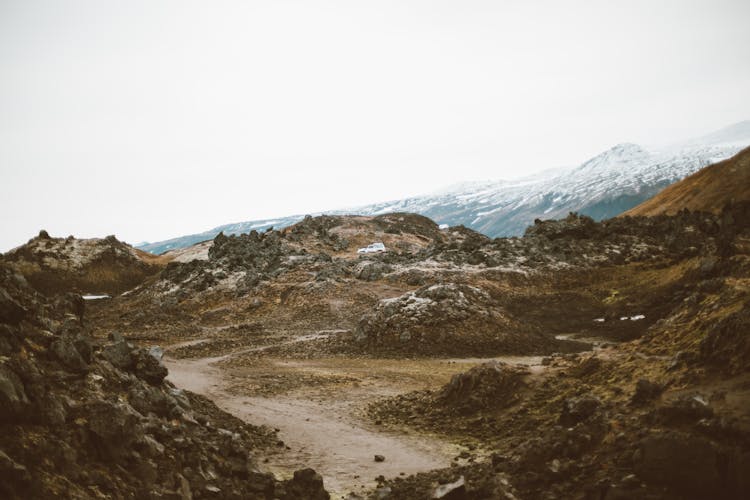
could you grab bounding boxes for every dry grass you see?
[625,146,750,216]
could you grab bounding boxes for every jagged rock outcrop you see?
[158,229,342,297]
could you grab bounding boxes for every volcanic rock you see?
[559,394,602,426]
[439,361,527,413]
[0,262,329,499]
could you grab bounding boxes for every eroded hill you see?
[2,231,165,296]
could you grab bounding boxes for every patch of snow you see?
[619,314,645,321]
[82,294,110,300]
[249,220,280,229]
[168,241,211,263]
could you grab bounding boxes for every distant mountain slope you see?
[624,146,750,216]
[684,119,750,147]
[137,215,306,255]
[334,141,740,236]
[138,121,750,254]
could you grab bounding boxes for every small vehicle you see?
[357,242,386,254]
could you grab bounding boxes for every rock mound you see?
[439,361,528,413]
[525,212,599,240]
[160,230,318,295]
[283,215,350,251]
[371,212,442,241]
[355,283,573,355]
[424,207,742,271]
[355,283,567,355]
[2,232,161,295]
[209,230,295,272]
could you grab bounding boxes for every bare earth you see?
[165,335,545,497]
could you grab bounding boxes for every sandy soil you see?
[165,334,549,497]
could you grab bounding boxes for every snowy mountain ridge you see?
[327,138,744,236]
[137,121,750,255]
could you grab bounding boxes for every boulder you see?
[281,468,329,500]
[353,261,392,281]
[133,348,168,385]
[102,338,134,370]
[85,400,145,461]
[51,336,89,372]
[439,361,527,413]
[433,476,466,499]
[129,384,170,417]
[559,394,602,426]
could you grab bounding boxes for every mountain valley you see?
[1,147,749,499]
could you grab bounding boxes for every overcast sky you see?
[1,0,749,251]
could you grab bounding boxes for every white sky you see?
[2,0,749,251]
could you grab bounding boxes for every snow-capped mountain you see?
[324,143,740,238]
[138,121,750,255]
[137,215,308,255]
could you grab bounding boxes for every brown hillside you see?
[1,231,166,295]
[624,146,750,216]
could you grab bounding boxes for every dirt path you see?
[164,331,588,497]
[165,340,464,497]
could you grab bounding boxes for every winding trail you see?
[164,335,461,496]
[164,331,599,496]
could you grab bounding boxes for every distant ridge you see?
[624,146,750,216]
[138,121,750,255]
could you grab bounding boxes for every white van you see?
[357,242,386,254]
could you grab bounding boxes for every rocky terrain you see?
[90,204,744,358]
[362,175,750,497]
[2,148,750,499]
[1,231,165,296]
[0,262,330,499]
